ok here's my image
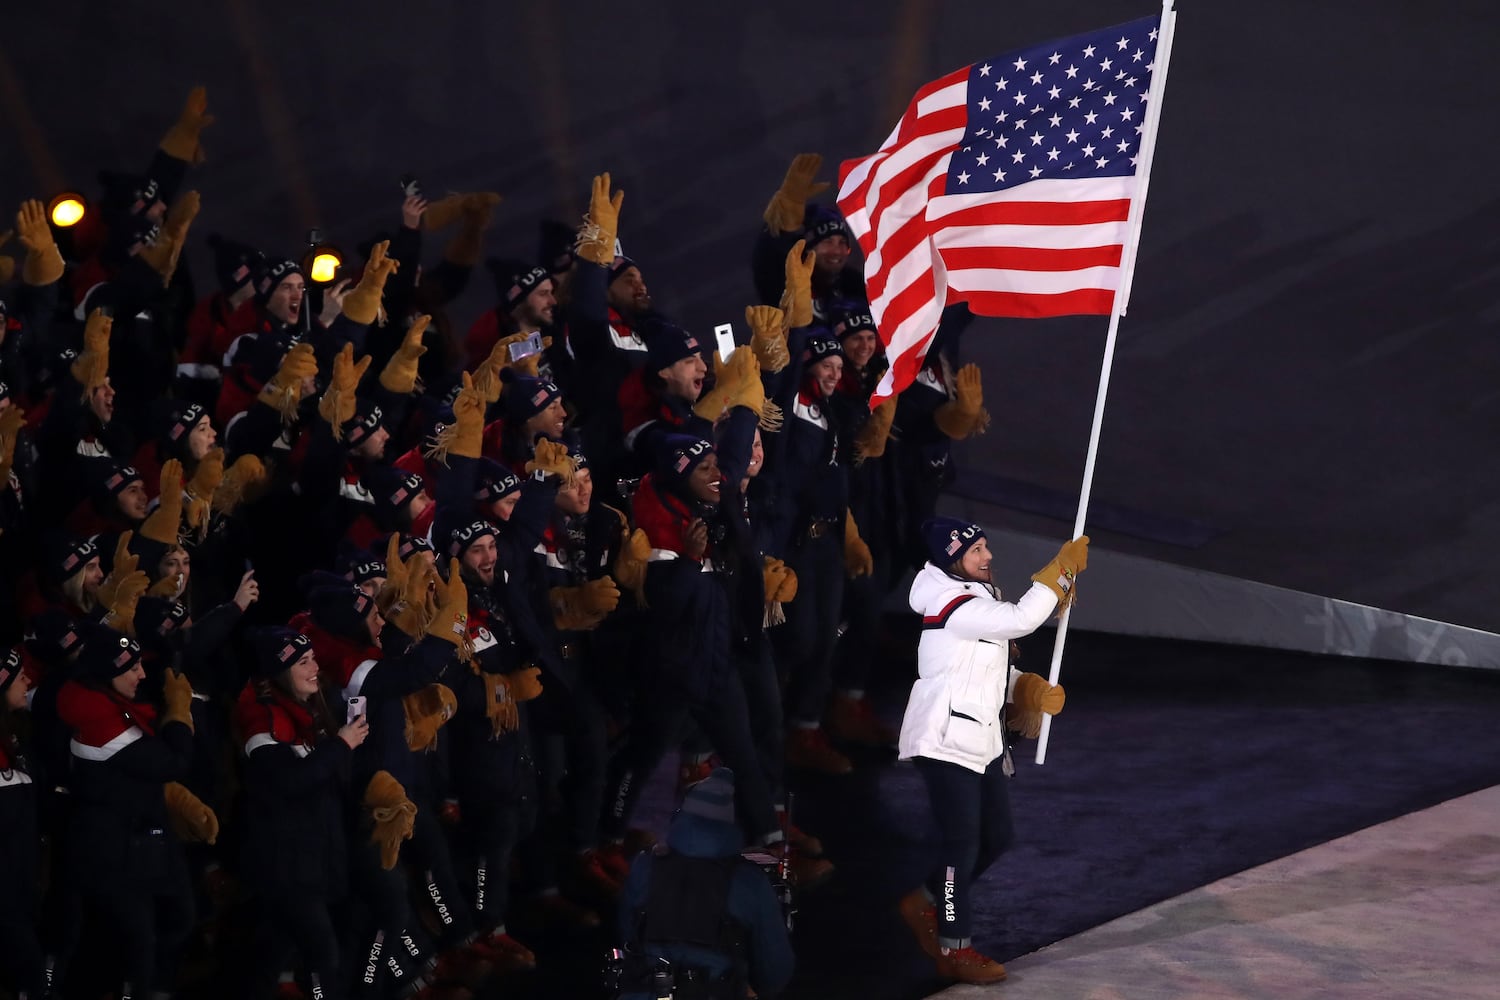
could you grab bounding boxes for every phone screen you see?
[508,331,544,361]
[713,323,735,361]
[346,697,367,725]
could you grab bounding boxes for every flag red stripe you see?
[864,170,949,304]
[939,244,1123,272]
[957,287,1118,318]
[939,198,1132,227]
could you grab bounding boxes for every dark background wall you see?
[3,0,1496,632]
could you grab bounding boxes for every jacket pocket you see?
[939,708,995,759]
[125,827,169,882]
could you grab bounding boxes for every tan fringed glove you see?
[403,683,458,752]
[162,668,195,732]
[374,533,408,616]
[16,199,64,286]
[549,576,621,631]
[482,673,519,737]
[780,240,815,329]
[424,371,484,464]
[1031,535,1089,613]
[843,515,874,578]
[257,341,318,423]
[384,555,435,638]
[525,438,578,486]
[933,363,990,439]
[444,193,501,268]
[763,153,831,236]
[746,304,790,374]
[425,560,471,657]
[136,191,201,287]
[693,347,769,424]
[423,191,502,231]
[574,172,624,267]
[762,557,798,603]
[71,308,112,399]
[184,447,224,535]
[164,782,219,844]
[470,338,511,405]
[0,406,29,486]
[101,570,149,636]
[141,460,184,545]
[365,771,417,870]
[212,454,268,516]
[159,86,215,163]
[1010,672,1066,719]
[855,398,897,462]
[318,343,373,437]
[342,240,399,326]
[612,527,651,598]
[380,315,429,394]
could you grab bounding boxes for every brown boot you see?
[936,945,1008,985]
[785,727,853,775]
[828,693,900,747]
[897,888,940,958]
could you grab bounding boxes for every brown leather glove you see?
[423,191,501,231]
[844,515,874,578]
[425,559,470,655]
[443,193,501,267]
[424,371,484,463]
[184,447,224,535]
[384,555,435,638]
[141,460,184,545]
[763,153,831,236]
[403,683,458,752]
[1031,535,1089,611]
[525,438,578,485]
[257,341,318,422]
[163,782,219,844]
[508,665,544,702]
[318,343,373,437]
[136,191,201,287]
[780,240,815,329]
[549,576,621,631]
[16,199,64,286]
[1010,672,1066,717]
[0,230,14,285]
[469,338,511,404]
[380,316,429,394]
[612,527,651,597]
[482,672,520,736]
[762,556,797,603]
[162,668,195,732]
[342,240,399,325]
[933,363,990,439]
[101,570,149,636]
[855,398,898,462]
[374,533,408,616]
[159,86,214,163]
[693,347,770,424]
[0,406,25,484]
[575,172,624,267]
[1005,709,1045,740]
[365,770,417,870]
[71,308,112,399]
[212,455,268,515]
[746,304,790,374]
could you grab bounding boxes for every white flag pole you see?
[1035,0,1179,765]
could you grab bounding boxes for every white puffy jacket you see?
[897,562,1060,774]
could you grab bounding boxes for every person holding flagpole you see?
[895,518,1086,984]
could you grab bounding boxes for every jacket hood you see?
[908,561,981,615]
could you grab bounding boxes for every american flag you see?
[838,15,1164,404]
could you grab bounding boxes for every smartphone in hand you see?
[346,696,367,725]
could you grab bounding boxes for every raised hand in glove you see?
[0,405,29,485]
[257,341,318,423]
[365,771,417,870]
[444,193,502,267]
[159,85,215,163]
[403,683,458,752]
[470,337,512,404]
[141,460,184,545]
[16,199,64,286]
[613,527,651,597]
[933,363,990,439]
[212,454,268,515]
[855,397,897,462]
[374,533,409,616]
[423,191,502,231]
[0,230,12,284]
[318,343,373,437]
[844,515,874,578]
[96,533,139,607]
[780,240,815,329]
[101,569,149,636]
[764,153,831,236]
[380,315,429,394]
[425,559,470,654]
[1010,672,1066,717]
[164,782,219,844]
[1031,535,1089,612]
[162,668,195,732]
[184,447,225,534]
[424,371,484,463]
[136,191,201,287]
[575,172,624,267]
[342,240,399,326]
[694,346,769,424]
[746,304,790,374]
[71,308,112,399]
[525,437,578,485]
[549,576,621,631]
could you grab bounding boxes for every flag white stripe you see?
[915,81,968,116]
[927,177,1138,217]
[946,265,1123,295]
